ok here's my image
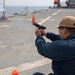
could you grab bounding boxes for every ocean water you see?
[0,6,49,17]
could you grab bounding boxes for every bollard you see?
[12,70,19,75]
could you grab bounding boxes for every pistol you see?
[32,22,46,29]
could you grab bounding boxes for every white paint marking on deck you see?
[38,16,51,25]
[49,19,57,21]
[11,44,35,50]
[0,25,10,28]
[38,9,63,25]
[52,9,63,16]
[0,58,51,75]
[27,19,32,20]
[28,18,44,21]
[0,45,7,48]
[53,12,57,16]
[57,9,63,13]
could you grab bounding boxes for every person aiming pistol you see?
[33,16,75,75]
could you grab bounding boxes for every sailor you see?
[34,16,75,75]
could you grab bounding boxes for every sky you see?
[5,0,66,6]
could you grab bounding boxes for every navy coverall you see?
[35,32,75,75]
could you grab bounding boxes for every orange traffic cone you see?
[32,13,36,23]
[12,70,19,75]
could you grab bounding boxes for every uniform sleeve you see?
[35,35,66,61]
[46,32,61,41]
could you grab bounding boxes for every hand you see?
[35,28,41,36]
[40,29,47,36]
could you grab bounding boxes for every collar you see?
[65,34,75,40]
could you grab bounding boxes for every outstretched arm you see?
[40,29,61,41]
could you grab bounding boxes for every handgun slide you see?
[32,22,46,29]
